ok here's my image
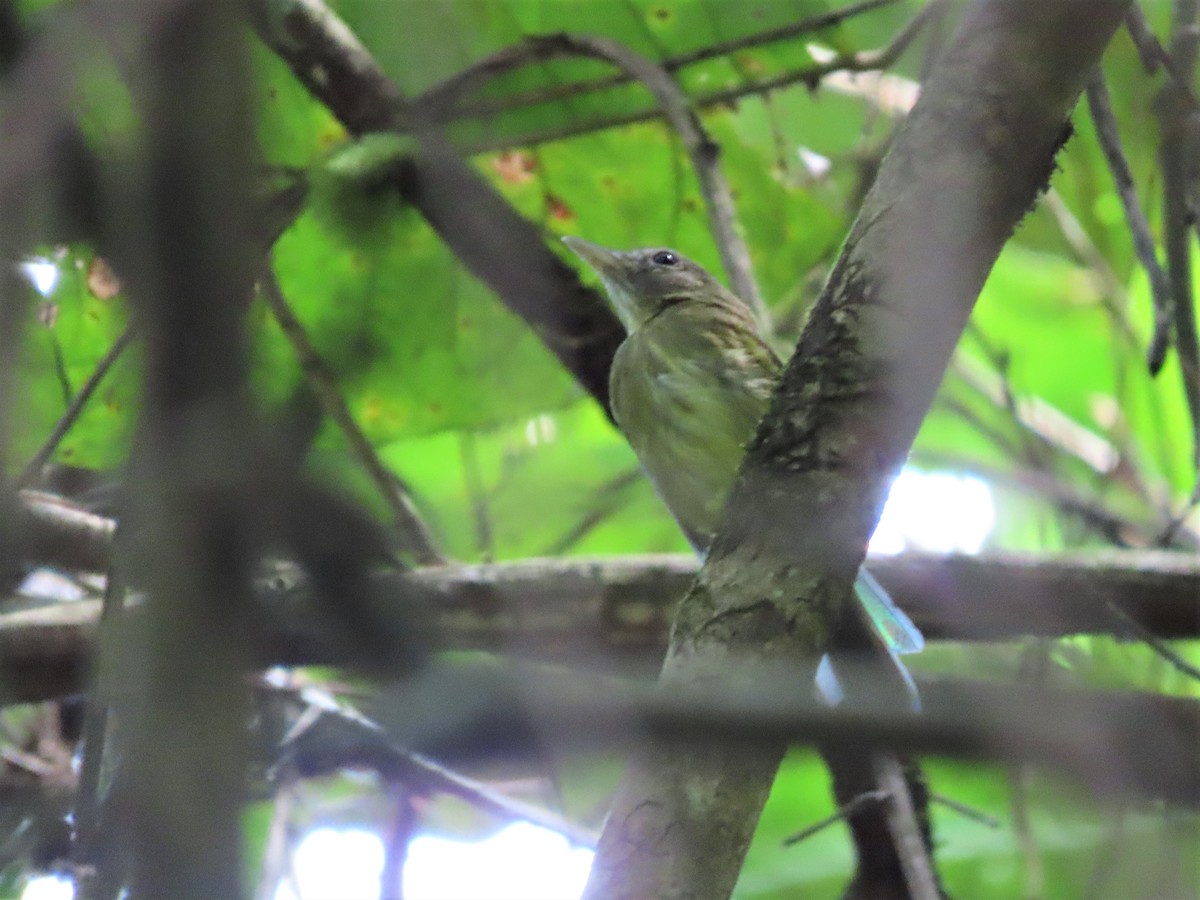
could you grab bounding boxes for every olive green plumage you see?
[562,237,778,551]
[563,236,924,690]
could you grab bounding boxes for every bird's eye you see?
[652,251,678,266]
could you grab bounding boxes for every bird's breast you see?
[609,320,773,545]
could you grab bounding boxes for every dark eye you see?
[652,251,678,266]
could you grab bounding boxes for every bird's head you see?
[562,236,735,332]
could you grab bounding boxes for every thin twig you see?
[260,674,600,846]
[380,784,417,900]
[259,264,447,565]
[1125,4,1200,109]
[1039,190,1141,353]
[1104,596,1200,682]
[1125,5,1163,74]
[521,33,768,324]
[929,791,1001,828]
[253,769,299,900]
[781,789,888,846]
[459,431,494,562]
[544,467,642,556]
[1085,74,1174,374]
[1008,642,1052,900]
[914,447,1200,550]
[1158,0,1200,472]
[451,1,942,156]
[18,325,136,487]
[1156,480,1200,546]
[875,755,940,900]
[419,0,900,119]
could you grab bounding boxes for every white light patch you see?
[870,470,995,556]
[524,414,558,447]
[797,147,832,178]
[805,42,837,64]
[20,260,60,296]
[277,828,383,900]
[21,876,74,900]
[17,568,87,602]
[405,823,593,900]
[278,822,593,900]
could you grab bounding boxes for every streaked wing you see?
[609,300,781,546]
[611,296,925,668]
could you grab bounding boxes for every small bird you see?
[562,236,922,702]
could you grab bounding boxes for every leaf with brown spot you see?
[491,151,537,185]
[545,192,575,222]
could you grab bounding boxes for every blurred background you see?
[1,0,1197,898]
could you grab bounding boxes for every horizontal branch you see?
[3,549,1197,704]
[368,662,1200,807]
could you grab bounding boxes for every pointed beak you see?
[562,236,640,330]
[562,236,624,281]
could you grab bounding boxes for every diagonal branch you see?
[18,326,136,488]
[1157,0,1200,472]
[447,1,944,155]
[418,0,900,119]
[249,0,626,419]
[259,265,446,565]
[1086,74,1173,374]
[525,32,766,324]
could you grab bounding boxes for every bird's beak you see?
[562,236,638,331]
[562,236,623,279]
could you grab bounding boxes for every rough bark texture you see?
[581,3,1134,898]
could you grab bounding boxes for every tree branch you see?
[417,0,900,120]
[249,0,626,418]
[366,663,1200,808]
[447,2,943,156]
[527,33,766,325]
[582,4,1134,899]
[1085,74,1174,374]
[1157,0,1200,471]
[3,548,1197,704]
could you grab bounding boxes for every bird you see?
[562,236,922,705]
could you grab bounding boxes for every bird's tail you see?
[817,568,924,711]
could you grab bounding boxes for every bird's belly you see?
[614,368,751,543]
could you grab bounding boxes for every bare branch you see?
[18,326,136,488]
[366,663,1200,807]
[18,489,115,571]
[4,549,1198,704]
[1086,75,1174,373]
[1157,0,1200,471]
[450,1,944,155]
[1125,4,1164,73]
[525,32,766,325]
[418,0,900,118]
[875,755,940,900]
